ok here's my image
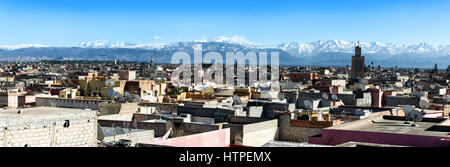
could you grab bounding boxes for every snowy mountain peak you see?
[79,40,165,50]
[0,44,48,51]
[79,40,136,48]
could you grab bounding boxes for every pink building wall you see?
[308,129,450,147]
[145,128,230,147]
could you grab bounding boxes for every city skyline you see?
[1,0,450,46]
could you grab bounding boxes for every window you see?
[63,120,70,128]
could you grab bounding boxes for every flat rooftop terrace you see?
[328,115,450,137]
[0,107,97,129]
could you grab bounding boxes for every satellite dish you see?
[419,100,429,109]
[133,94,141,103]
[105,79,115,87]
[277,93,285,100]
[410,110,423,123]
[403,105,414,115]
[97,124,105,141]
[115,92,124,101]
[443,95,450,103]
[417,85,423,90]
[331,94,339,101]
[406,81,412,87]
[303,100,313,110]
[232,95,242,106]
[322,93,329,99]
[61,80,68,87]
[115,126,125,135]
[106,90,116,99]
[124,91,132,102]
[430,84,436,89]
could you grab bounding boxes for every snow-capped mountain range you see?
[275,40,450,57]
[0,44,49,51]
[0,38,449,68]
[1,39,449,58]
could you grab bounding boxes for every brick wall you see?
[279,113,322,143]
[103,130,154,145]
[1,117,97,147]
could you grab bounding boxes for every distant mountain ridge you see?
[0,39,449,68]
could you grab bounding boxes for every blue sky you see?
[0,0,449,46]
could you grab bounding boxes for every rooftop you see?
[0,107,97,130]
[328,115,450,137]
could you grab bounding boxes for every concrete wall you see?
[140,102,178,114]
[241,119,279,147]
[0,109,97,147]
[98,120,167,137]
[177,106,235,122]
[103,130,154,146]
[132,114,162,122]
[224,119,279,147]
[228,116,268,124]
[36,97,52,107]
[191,116,215,124]
[386,96,420,107]
[36,97,102,110]
[182,122,221,135]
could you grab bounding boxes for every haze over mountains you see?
[1,38,449,69]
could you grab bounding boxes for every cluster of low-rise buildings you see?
[0,47,449,147]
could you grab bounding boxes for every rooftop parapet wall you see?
[224,119,279,146]
[132,113,162,122]
[98,119,167,137]
[228,116,268,124]
[182,122,221,135]
[279,113,324,143]
[291,119,340,128]
[140,102,178,113]
[139,128,231,147]
[0,107,97,147]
